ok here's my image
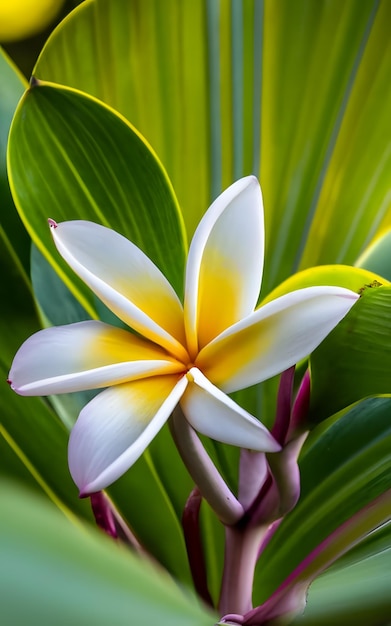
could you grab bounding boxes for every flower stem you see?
[182,487,214,607]
[272,367,295,444]
[170,407,244,524]
[90,492,117,538]
[219,523,267,616]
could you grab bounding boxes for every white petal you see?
[180,368,280,452]
[8,320,183,395]
[196,286,359,392]
[184,176,264,357]
[68,374,188,494]
[49,220,188,361]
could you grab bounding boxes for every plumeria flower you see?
[8,177,358,496]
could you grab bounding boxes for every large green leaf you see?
[0,236,92,522]
[31,242,89,327]
[330,517,391,571]
[0,156,92,522]
[310,285,391,422]
[0,47,30,273]
[34,0,211,238]
[0,52,92,521]
[261,264,387,305]
[32,0,391,295]
[0,479,217,626]
[8,80,187,311]
[252,397,391,606]
[0,402,92,525]
[294,546,391,625]
[106,430,194,585]
[299,0,391,274]
[260,0,383,292]
[356,228,391,282]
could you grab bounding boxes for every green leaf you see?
[0,47,30,273]
[356,228,391,282]
[310,285,391,422]
[8,80,187,311]
[0,479,217,626]
[31,242,90,327]
[294,546,391,625]
[0,429,45,495]
[32,0,391,295]
[261,264,387,305]
[106,427,194,586]
[34,0,211,238]
[261,0,391,293]
[299,0,391,276]
[323,517,391,573]
[0,167,91,521]
[253,397,391,605]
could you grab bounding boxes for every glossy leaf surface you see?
[8,81,187,312]
[0,52,92,520]
[310,285,391,422]
[33,0,391,295]
[0,222,92,522]
[294,544,391,624]
[0,47,30,272]
[0,480,216,626]
[253,397,391,607]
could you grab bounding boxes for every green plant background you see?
[1,1,391,624]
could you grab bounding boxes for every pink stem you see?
[182,487,214,607]
[219,524,268,616]
[170,408,244,524]
[272,367,295,445]
[90,492,117,538]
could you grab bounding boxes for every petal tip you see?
[7,379,17,392]
[48,218,58,229]
[268,439,283,453]
[247,174,260,187]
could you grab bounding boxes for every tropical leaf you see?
[0,47,30,273]
[321,517,391,573]
[299,0,391,275]
[0,170,92,523]
[310,285,391,422]
[32,0,391,296]
[0,238,91,522]
[293,545,391,625]
[8,80,187,313]
[34,0,211,238]
[253,397,391,607]
[356,228,391,282]
[261,264,388,305]
[0,479,217,626]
